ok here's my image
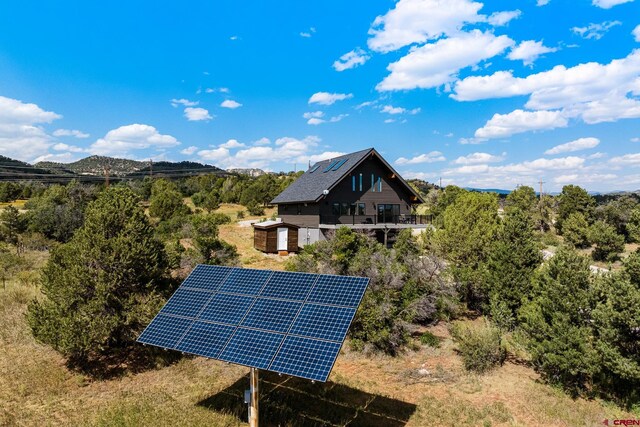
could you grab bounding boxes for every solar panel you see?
[219,328,284,369]
[159,288,213,318]
[138,314,192,349]
[270,336,342,382]
[290,304,356,342]
[182,264,234,291]
[307,275,369,307]
[241,298,302,333]
[308,164,321,173]
[176,321,235,358]
[138,265,369,382]
[259,271,317,301]
[219,268,273,295]
[323,160,339,172]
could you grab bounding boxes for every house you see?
[268,147,429,248]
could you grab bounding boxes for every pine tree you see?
[484,209,542,325]
[562,212,590,248]
[27,186,171,372]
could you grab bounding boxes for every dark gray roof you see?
[271,147,423,204]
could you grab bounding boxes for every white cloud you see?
[308,92,353,105]
[610,153,640,166]
[634,25,640,42]
[300,27,316,38]
[307,114,348,125]
[453,50,640,128]
[381,105,421,115]
[545,137,600,155]
[453,152,505,164]
[632,137,640,142]
[384,119,396,123]
[507,40,557,66]
[587,152,606,159]
[333,48,370,72]
[571,21,621,40]
[184,107,213,121]
[180,146,198,155]
[198,147,230,161]
[395,151,446,164]
[220,139,245,149]
[221,99,242,109]
[230,36,238,41]
[367,0,485,53]
[90,124,179,156]
[376,30,514,91]
[52,143,85,153]
[303,111,324,119]
[53,129,89,138]
[592,0,635,8]
[475,109,568,139]
[0,95,61,125]
[537,0,550,6]
[171,98,198,107]
[487,10,521,26]
[253,137,271,146]
[307,151,346,163]
[0,96,61,161]
[32,152,84,163]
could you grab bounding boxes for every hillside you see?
[0,155,56,181]
[36,156,147,177]
[128,161,224,178]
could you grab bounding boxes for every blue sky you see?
[1,0,639,191]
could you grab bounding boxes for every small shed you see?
[253,219,299,254]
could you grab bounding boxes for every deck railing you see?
[319,214,432,226]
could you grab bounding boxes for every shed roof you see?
[270,147,423,204]
[252,219,299,229]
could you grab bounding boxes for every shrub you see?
[450,321,506,374]
[245,201,264,216]
[589,220,625,261]
[420,331,441,348]
[27,187,172,374]
[236,210,245,219]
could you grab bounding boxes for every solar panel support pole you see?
[249,367,259,427]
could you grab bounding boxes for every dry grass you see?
[1,230,637,426]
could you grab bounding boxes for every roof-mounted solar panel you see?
[138,265,369,382]
[331,159,348,171]
[308,164,321,173]
[323,160,339,172]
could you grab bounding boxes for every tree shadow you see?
[198,371,417,427]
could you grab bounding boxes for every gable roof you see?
[271,147,424,204]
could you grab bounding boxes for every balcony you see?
[319,214,432,229]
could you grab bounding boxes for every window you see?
[371,174,375,192]
[341,202,350,215]
[309,164,320,173]
[331,159,348,171]
[352,175,356,191]
[378,177,382,192]
[359,173,363,191]
[323,160,339,172]
[357,203,365,215]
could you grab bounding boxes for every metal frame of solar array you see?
[138,265,369,382]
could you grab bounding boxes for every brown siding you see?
[287,228,299,252]
[253,225,299,253]
[321,156,415,217]
[254,229,268,252]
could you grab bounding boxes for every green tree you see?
[562,212,590,248]
[595,196,638,242]
[189,213,239,266]
[505,185,537,215]
[556,185,594,234]
[627,205,640,243]
[149,179,190,221]
[519,247,597,394]
[0,205,27,244]
[623,249,640,285]
[25,181,97,242]
[534,195,555,232]
[27,187,171,373]
[434,191,500,304]
[589,220,625,261]
[431,185,467,224]
[590,271,640,404]
[483,209,542,325]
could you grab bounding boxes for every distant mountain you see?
[36,156,147,177]
[128,161,224,177]
[227,168,266,177]
[0,155,55,180]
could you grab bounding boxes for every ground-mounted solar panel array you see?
[138,265,369,382]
